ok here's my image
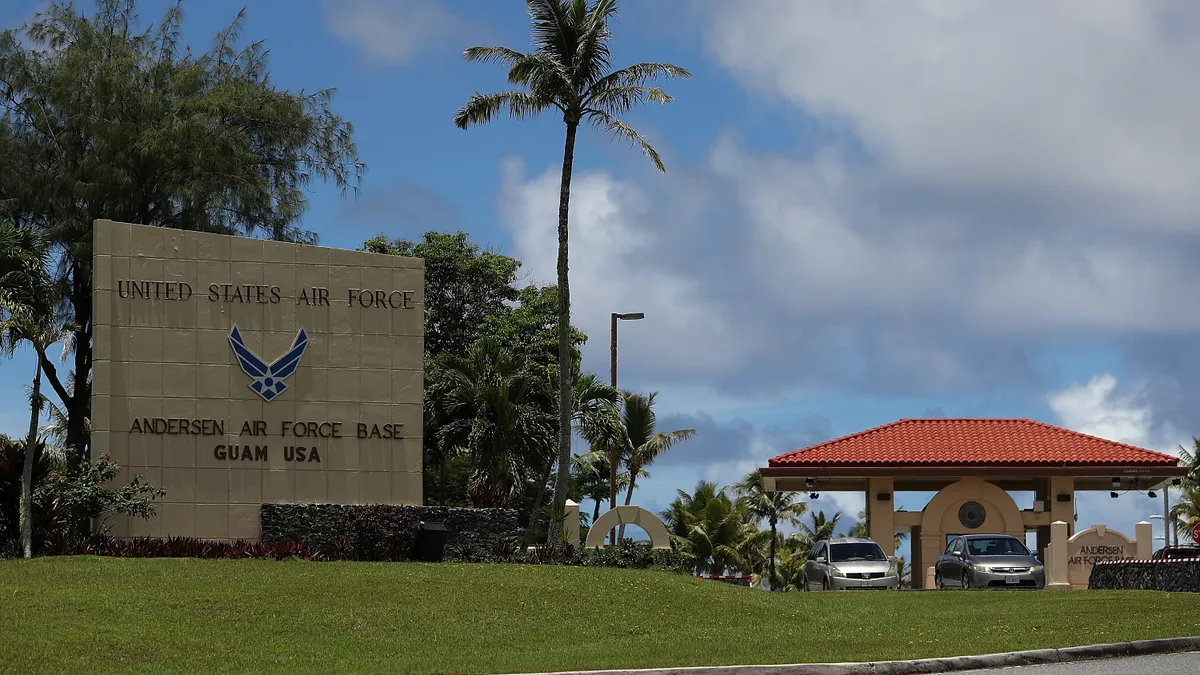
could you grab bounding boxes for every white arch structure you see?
[584,505,672,549]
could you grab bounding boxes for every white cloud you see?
[497,157,747,384]
[1048,374,1152,447]
[324,0,476,65]
[1047,373,1187,454]
[702,0,1200,229]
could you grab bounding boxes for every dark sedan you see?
[1151,545,1200,560]
[934,534,1045,590]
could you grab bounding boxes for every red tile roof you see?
[768,418,1181,468]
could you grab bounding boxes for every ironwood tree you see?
[0,0,364,463]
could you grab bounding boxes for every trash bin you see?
[413,521,449,562]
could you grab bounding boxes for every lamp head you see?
[619,312,645,320]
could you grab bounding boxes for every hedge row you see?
[1089,560,1200,593]
[3,533,693,574]
[259,503,522,562]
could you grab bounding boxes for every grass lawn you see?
[2,558,1199,674]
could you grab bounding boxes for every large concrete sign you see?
[1066,525,1133,589]
[91,220,424,540]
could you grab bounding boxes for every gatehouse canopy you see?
[761,418,1187,492]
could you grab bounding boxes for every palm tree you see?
[436,337,555,505]
[734,469,807,590]
[1171,440,1200,542]
[663,481,754,575]
[0,221,61,559]
[454,0,691,535]
[0,221,50,316]
[1,307,71,559]
[616,392,694,541]
[572,450,635,525]
[530,370,622,542]
[895,556,911,589]
[791,510,842,560]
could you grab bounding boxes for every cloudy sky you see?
[2,0,1197,554]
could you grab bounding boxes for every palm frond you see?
[526,0,575,61]
[463,46,527,68]
[454,91,552,129]
[589,62,692,91]
[572,0,616,88]
[585,85,672,117]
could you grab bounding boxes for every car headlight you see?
[888,560,897,576]
[1031,564,1044,573]
[829,565,846,578]
[969,564,990,572]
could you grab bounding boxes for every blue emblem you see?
[228,325,309,402]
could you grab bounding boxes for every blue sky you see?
[3,1,1199,555]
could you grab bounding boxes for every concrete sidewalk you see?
[506,636,1200,675]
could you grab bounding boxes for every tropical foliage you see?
[455,0,690,535]
[1170,439,1200,543]
[734,469,807,589]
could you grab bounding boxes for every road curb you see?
[505,636,1200,675]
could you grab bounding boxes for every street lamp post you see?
[608,311,644,545]
[610,312,644,388]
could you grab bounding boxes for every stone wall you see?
[260,504,519,561]
[1088,560,1200,593]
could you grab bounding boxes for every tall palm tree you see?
[454,0,691,534]
[734,469,807,590]
[1,308,71,559]
[616,392,694,541]
[0,221,60,559]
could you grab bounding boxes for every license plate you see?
[1005,576,1020,585]
[861,580,871,587]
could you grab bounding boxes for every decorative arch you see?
[920,477,1024,537]
[584,506,672,549]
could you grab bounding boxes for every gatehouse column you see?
[920,532,941,590]
[867,477,895,556]
[1135,520,1153,559]
[1049,477,1075,537]
[1047,520,1070,589]
[564,500,580,547]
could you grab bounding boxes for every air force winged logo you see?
[228,325,309,402]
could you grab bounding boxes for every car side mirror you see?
[816,556,827,564]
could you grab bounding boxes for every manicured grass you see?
[1,558,1198,674]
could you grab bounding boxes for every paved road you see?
[958,651,1200,674]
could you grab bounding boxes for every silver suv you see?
[803,537,899,591]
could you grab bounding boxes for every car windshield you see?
[829,542,886,562]
[966,537,1029,557]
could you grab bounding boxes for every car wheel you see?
[935,573,944,590]
[961,572,971,590]
[822,577,831,591]
[801,575,810,591]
